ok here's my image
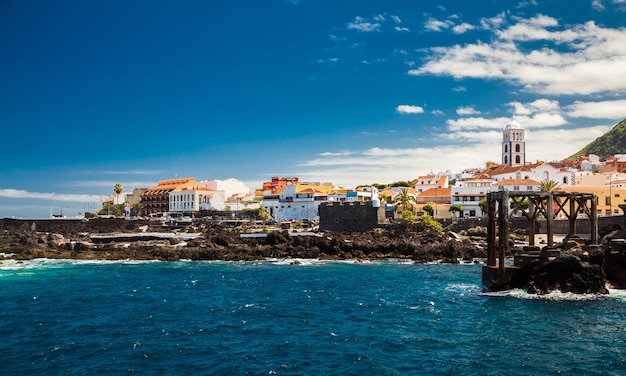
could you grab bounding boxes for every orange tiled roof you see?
[418,187,451,197]
[295,185,334,194]
[493,178,540,186]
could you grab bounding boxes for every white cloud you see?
[456,106,481,115]
[410,14,626,95]
[425,18,454,32]
[447,116,512,131]
[566,99,626,119]
[0,189,102,202]
[348,16,381,32]
[396,105,425,114]
[452,23,475,34]
[320,151,353,157]
[508,98,561,115]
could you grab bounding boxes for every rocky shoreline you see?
[0,218,484,263]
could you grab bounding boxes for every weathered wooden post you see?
[498,190,509,276]
[591,194,598,244]
[569,193,577,236]
[528,198,536,247]
[546,193,554,247]
[487,192,497,267]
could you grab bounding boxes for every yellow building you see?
[558,185,626,217]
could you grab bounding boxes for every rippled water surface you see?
[1,259,625,375]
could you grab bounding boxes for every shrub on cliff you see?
[418,214,443,235]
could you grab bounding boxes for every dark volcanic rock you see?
[523,254,608,294]
[0,218,484,263]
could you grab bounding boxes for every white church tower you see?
[502,119,525,167]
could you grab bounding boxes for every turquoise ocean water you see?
[1,258,625,375]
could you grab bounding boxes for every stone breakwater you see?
[0,218,484,263]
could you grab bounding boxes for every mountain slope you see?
[569,118,626,160]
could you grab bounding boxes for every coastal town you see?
[99,119,626,224]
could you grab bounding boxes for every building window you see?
[515,155,521,164]
[615,194,620,198]
[515,144,520,152]
[513,186,519,190]
[606,196,611,205]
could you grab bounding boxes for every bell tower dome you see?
[502,119,525,167]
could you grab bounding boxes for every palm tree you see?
[394,188,416,213]
[114,184,124,195]
[539,179,559,192]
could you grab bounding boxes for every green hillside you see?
[569,118,626,160]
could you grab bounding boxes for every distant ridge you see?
[569,118,626,160]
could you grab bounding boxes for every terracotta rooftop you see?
[493,178,541,186]
[418,187,451,197]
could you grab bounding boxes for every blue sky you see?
[2,0,626,218]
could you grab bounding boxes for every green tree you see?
[401,210,416,226]
[419,214,443,234]
[422,204,434,216]
[258,207,270,221]
[114,184,124,195]
[448,204,463,218]
[509,197,529,210]
[390,181,414,187]
[394,188,416,213]
[478,198,487,215]
[539,179,559,192]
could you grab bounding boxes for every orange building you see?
[259,176,299,195]
[140,178,201,215]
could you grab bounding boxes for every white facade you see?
[199,191,226,211]
[490,163,575,186]
[201,178,251,201]
[170,189,221,213]
[502,120,525,167]
[225,193,260,210]
[451,177,493,217]
[493,179,540,192]
[414,175,449,193]
[261,184,327,221]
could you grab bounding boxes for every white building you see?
[502,119,525,167]
[489,163,575,187]
[451,173,493,217]
[261,184,331,221]
[199,191,226,211]
[493,178,540,192]
[169,187,222,213]
[413,174,449,193]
